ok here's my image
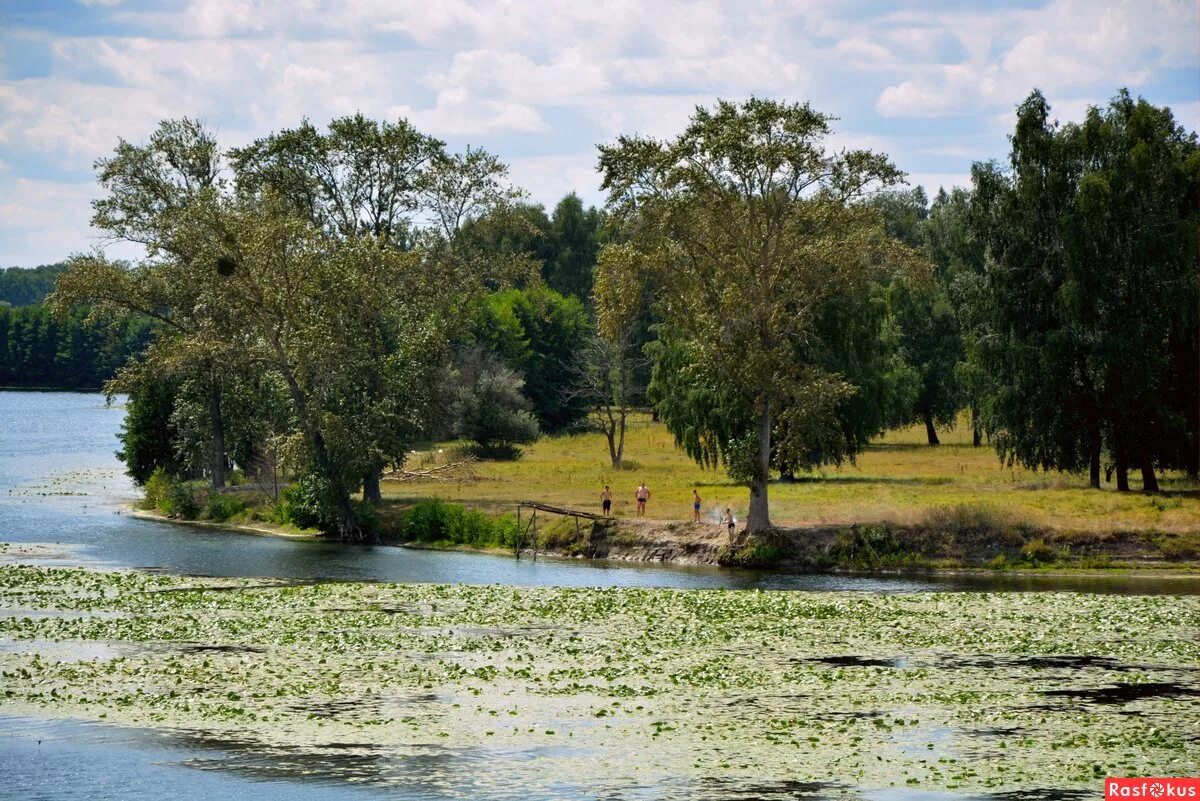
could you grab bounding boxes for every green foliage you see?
[142,468,174,514]
[458,193,604,301]
[400,499,520,548]
[116,373,183,485]
[167,482,200,520]
[544,193,603,300]
[598,97,913,531]
[279,474,380,537]
[470,285,591,432]
[0,304,152,389]
[969,90,1199,487]
[870,188,966,443]
[281,474,342,533]
[142,468,200,519]
[203,492,246,523]
[885,277,963,439]
[0,264,67,306]
[446,348,539,458]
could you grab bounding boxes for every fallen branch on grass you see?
[381,457,479,482]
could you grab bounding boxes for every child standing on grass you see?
[692,489,702,522]
[635,482,650,517]
[723,508,736,543]
[601,485,612,516]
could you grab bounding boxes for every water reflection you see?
[0,716,1102,801]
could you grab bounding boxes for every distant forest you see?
[0,263,154,389]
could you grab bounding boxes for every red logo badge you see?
[1107,779,1200,799]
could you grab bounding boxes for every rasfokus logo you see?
[1107,779,1200,799]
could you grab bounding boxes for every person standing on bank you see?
[601,485,613,516]
[635,482,650,517]
[723,508,736,543]
[692,489,702,522]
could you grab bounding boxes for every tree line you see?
[0,264,153,389]
[38,88,1199,539]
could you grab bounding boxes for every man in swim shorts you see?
[692,489,702,522]
[635,482,650,517]
[601,485,613,516]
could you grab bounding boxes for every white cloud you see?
[507,153,603,209]
[904,171,972,196]
[0,0,1195,266]
[875,0,1199,119]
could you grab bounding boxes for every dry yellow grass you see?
[380,414,1200,534]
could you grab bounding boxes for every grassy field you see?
[382,414,1200,536]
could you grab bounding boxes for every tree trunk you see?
[209,387,226,490]
[1115,446,1130,492]
[272,342,359,541]
[362,470,382,505]
[923,410,940,446]
[971,405,982,448]
[615,407,627,467]
[746,398,772,534]
[1140,461,1159,493]
[1088,425,1102,490]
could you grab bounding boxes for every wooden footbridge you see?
[515,501,607,560]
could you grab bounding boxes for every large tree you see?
[585,242,650,467]
[970,90,1198,490]
[598,98,909,533]
[871,187,965,446]
[52,119,237,487]
[923,187,987,446]
[469,285,592,433]
[55,116,516,539]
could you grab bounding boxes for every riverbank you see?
[130,500,1200,578]
[1,560,1196,797]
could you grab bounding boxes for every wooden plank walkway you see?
[517,500,604,520]
[514,501,609,560]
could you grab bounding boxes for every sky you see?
[0,0,1197,268]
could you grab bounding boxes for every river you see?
[1,391,1196,800]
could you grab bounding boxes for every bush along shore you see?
[133,473,1200,573]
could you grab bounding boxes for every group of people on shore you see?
[600,483,738,540]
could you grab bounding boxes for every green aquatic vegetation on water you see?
[0,560,1197,797]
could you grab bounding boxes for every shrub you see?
[445,348,539,459]
[141,467,200,519]
[142,467,173,513]
[166,480,199,519]
[281,474,338,532]
[204,492,246,523]
[401,499,520,548]
[827,524,900,567]
[1020,538,1056,564]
